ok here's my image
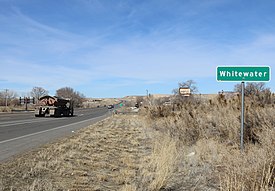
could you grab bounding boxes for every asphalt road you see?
[0,107,111,162]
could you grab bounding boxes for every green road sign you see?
[217,66,271,82]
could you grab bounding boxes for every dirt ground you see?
[0,115,151,191]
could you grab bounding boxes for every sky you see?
[0,0,274,98]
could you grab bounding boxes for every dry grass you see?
[137,134,179,191]
[0,106,11,112]
[0,94,274,191]
[0,115,151,190]
[0,105,36,112]
[137,95,275,190]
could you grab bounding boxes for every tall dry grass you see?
[138,94,274,190]
[138,134,179,190]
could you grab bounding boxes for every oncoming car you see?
[107,105,114,109]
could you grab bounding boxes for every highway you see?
[0,107,110,162]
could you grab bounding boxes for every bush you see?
[140,94,274,190]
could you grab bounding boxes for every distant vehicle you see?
[35,95,74,117]
[107,105,114,109]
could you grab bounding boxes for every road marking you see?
[0,118,61,127]
[0,115,108,144]
[0,112,34,117]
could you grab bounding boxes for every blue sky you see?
[0,0,274,98]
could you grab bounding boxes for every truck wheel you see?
[54,109,61,117]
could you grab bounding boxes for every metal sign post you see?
[19,97,35,111]
[240,82,245,152]
[217,65,271,152]
[25,97,28,111]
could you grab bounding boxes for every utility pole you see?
[5,89,8,111]
[146,89,151,105]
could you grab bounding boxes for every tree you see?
[172,80,199,95]
[0,89,18,106]
[30,87,49,103]
[56,87,74,99]
[234,82,272,104]
[234,82,270,95]
[56,87,85,107]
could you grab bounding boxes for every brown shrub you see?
[140,95,275,190]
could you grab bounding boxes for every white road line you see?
[0,112,34,116]
[0,118,51,125]
[0,115,106,144]
[0,118,60,127]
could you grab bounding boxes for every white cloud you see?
[1,58,93,89]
